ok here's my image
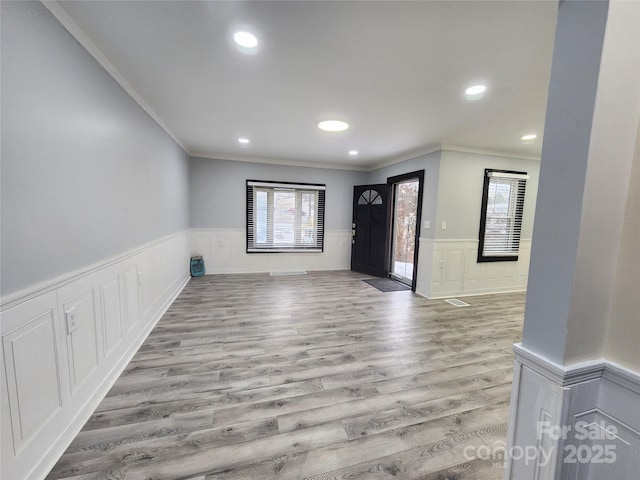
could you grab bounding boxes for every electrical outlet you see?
[424,220,430,229]
[65,309,78,334]
[441,221,447,230]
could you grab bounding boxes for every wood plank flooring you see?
[46,270,525,480]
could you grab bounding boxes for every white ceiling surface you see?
[55,0,558,169]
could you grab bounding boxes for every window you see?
[247,180,325,253]
[478,169,528,262]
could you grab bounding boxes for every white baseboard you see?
[416,287,527,300]
[1,232,191,480]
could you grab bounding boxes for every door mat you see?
[364,278,411,292]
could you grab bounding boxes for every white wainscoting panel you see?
[506,362,571,479]
[139,257,154,321]
[122,262,141,333]
[417,239,531,299]
[506,345,640,480]
[1,293,63,456]
[100,277,124,358]
[0,231,191,480]
[190,228,352,274]
[415,238,434,297]
[60,286,101,393]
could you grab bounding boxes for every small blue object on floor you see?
[190,256,205,277]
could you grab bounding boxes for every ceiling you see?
[52,0,558,169]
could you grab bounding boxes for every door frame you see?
[387,170,425,292]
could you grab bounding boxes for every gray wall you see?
[366,149,539,242]
[366,151,441,241]
[189,157,367,230]
[1,1,191,297]
[435,150,540,240]
[606,122,640,370]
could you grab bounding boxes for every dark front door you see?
[351,184,389,277]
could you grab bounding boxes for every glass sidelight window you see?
[388,170,424,289]
[391,180,419,282]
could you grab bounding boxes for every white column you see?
[506,0,640,478]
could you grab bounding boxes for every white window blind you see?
[478,170,528,261]
[247,180,325,253]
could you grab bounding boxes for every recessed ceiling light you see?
[521,134,537,141]
[238,137,250,145]
[349,150,359,156]
[318,120,349,132]
[233,31,258,48]
[465,84,487,100]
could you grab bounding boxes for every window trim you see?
[477,169,528,263]
[246,180,326,253]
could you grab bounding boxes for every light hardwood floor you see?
[47,270,525,480]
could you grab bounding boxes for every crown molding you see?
[41,1,190,155]
[366,143,540,172]
[189,152,369,172]
[440,144,541,161]
[40,2,542,171]
[367,145,442,171]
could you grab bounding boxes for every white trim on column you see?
[513,343,640,393]
[507,343,640,480]
[512,343,606,387]
[602,362,640,396]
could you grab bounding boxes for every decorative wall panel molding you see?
[100,276,124,358]
[1,296,62,456]
[0,231,190,480]
[416,238,531,299]
[190,228,352,274]
[61,288,100,393]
